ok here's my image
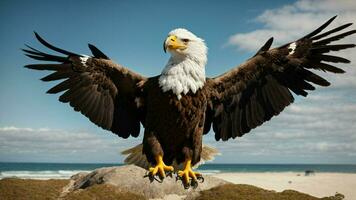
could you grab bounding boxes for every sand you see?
[213,172,356,200]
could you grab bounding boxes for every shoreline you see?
[2,170,356,179]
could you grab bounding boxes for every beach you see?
[1,172,355,199]
[213,172,356,199]
[1,163,356,199]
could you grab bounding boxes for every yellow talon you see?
[177,159,202,185]
[149,155,174,178]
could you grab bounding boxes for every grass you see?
[0,178,68,200]
[0,179,344,200]
[63,184,147,200]
[0,178,146,200]
[195,184,344,200]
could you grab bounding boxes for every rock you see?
[62,165,229,199]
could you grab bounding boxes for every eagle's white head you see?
[159,28,208,99]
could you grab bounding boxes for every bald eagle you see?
[24,16,355,188]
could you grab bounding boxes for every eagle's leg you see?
[177,159,202,188]
[144,130,174,180]
[148,155,174,178]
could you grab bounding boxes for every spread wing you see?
[206,16,356,141]
[24,32,147,138]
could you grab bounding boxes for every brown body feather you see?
[24,16,355,168]
[142,77,211,165]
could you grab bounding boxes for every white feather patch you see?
[80,55,90,67]
[159,58,206,100]
[288,42,297,55]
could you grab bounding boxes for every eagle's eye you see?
[182,38,190,43]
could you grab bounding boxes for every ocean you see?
[1,162,356,179]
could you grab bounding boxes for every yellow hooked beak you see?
[163,35,187,53]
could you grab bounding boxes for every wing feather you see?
[207,16,355,141]
[24,33,147,138]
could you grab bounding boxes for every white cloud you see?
[0,126,142,163]
[228,0,356,51]
[227,0,356,89]
[295,0,356,12]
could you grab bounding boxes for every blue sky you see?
[1,0,355,164]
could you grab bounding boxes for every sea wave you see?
[0,170,91,180]
[0,169,222,179]
[198,169,221,175]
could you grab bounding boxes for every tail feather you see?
[121,144,220,170]
[121,144,150,170]
[192,144,220,169]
